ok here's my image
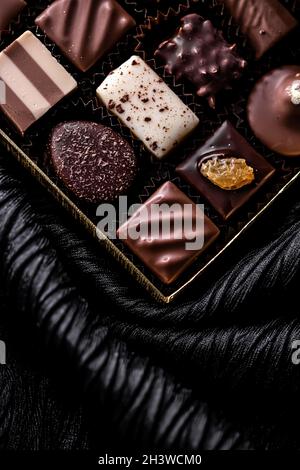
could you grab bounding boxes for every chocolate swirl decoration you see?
[35,0,136,72]
[221,0,298,59]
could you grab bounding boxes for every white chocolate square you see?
[96,56,199,159]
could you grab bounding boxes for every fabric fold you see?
[0,152,251,450]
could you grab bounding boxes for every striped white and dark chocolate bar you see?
[0,31,77,134]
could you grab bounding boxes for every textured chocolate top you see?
[176,121,275,220]
[35,0,136,72]
[155,14,246,108]
[50,121,137,203]
[221,0,298,59]
[248,66,300,157]
[117,181,220,285]
[0,0,26,32]
[97,56,199,159]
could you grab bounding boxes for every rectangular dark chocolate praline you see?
[220,0,298,59]
[117,181,220,285]
[176,121,276,220]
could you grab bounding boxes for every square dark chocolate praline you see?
[176,121,276,220]
[117,181,220,285]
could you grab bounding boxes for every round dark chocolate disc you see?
[248,66,300,157]
[50,121,137,203]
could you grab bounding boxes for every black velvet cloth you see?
[0,147,300,450]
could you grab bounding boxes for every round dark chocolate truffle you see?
[248,66,300,157]
[50,121,137,203]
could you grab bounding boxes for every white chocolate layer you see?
[0,53,50,120]
[0,30,77,134]
[96,56,199,159]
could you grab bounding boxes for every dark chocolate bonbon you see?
[50,121,137,203]
[176,121,276,220]
[155,13,246,108]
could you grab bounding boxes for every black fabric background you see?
[0,145,300,450]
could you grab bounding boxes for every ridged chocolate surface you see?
[117,181,220,285]
[176,121,276,220]
[50,121,137,203]
[35,0,136,72]
[221,0,298,59]
[0,0,26,32]
[248,66,300,157]
[155,14,246,108]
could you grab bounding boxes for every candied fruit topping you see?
[200,156,255,190]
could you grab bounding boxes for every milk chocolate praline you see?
[35,0,135,72]
[117,181,220,285]
[220,0,297,59]
[248,66,300,157]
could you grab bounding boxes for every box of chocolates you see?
[0,0,300,303]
